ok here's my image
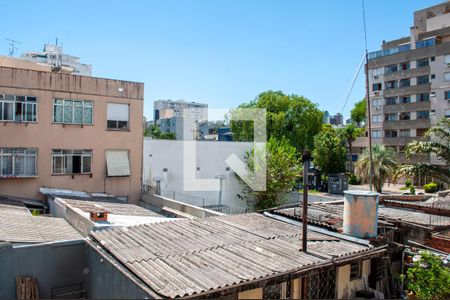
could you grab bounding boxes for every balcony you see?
[382,66,430,81]
[368,44,411,59]
[383,84,430,98]
[383,101,431,114]
[396,153,429,164]
[383,118,431,130]
[384,136,426,146]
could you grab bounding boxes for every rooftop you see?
[90,213,380,298]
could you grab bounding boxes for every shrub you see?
[405,178,412,187]
[349,175,360,185]
[424,182,438,193]
[410,186,416,195]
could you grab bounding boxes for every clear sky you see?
[1,0,443,120]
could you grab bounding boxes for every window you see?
[53,99,93,124]
[431,56,435,62]
[431,74,435,79]
[385,97,397,105]
[51,149,92,174]
[372,98,382,107]
[372,114,382,123]
[400,96,411,104]
[399,129,411,137]
[385,80,397,89]
[399,62,410,70]
[445,72,450,82]
[399,78,410,87]
[0,94,37,122]
[417,75,429,85]
[0,148,37,177]
[445,55,450,64]
[385,130,398,138]
[107,103,129,129]
[372,83,382,92]
[416,128,427,137]
[445,109,450,118]
[385,64,398,73]
[416,38,435,48]
[417,58,429,67]
[385,113,398,121]
[106,150,130,177]
[417,93,430,102]
[371,67,384,78]
[399,112,411,120]
[350,261,362,281]
[372,130,382,139]
[445,91,450,100]
[417,111,430,119]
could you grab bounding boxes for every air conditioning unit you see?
[375,106,381,111]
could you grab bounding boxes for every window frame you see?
[53,98,94,125]
[0,94,37,123]
[0,148,38,177]
[106,103,130,130]
[350,261,362,281]
[417,111,430,120]
[51,149,93,175]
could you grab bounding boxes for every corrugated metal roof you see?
[0,214,83,243]
[91,213,372,298]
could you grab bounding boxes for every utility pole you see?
[301,149,310,252]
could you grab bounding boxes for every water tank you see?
[343,190,379,238]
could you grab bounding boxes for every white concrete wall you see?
[143,138,253,209]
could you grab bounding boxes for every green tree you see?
[350,98,366,126]
[238,137,301,210]
[313,124,347,175]
[354,144,398,193]
[337,124,364,173]
[401,251,450,299]
[146,125,176,140]
[396,118,450,185]
[230,90,323,151]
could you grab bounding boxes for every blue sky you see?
[1,0,443,120]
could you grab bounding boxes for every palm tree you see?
[354,144,398,193]
[338,124,363,173]
[396,118,450,184]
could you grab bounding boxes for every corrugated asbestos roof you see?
[0,197,32,216]
[0,214,83,243]
[91,213,372,298]
[60,198,162,217]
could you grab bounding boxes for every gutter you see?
[263,211,372,246]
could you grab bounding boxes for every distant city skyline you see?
[1,0,443,120]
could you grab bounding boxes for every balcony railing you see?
[368,38,438,60]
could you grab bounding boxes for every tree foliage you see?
[354,144,398,193]
[337,124,364,173]
[145,125,176,140]
[230,90,323,151]
[396,118,450,184]
[350,98,366,126]
[401,251,450,299]
[238,137,301,210]
[313,124,347,175]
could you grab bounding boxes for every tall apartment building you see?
[0,56,143,203]
[21,43,92,76]
[153,99,208,122]
[330,113,344,126]
[366,1,450,163]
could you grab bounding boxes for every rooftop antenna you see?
[6,38,21,57]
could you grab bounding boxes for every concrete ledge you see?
[140,193,224,218]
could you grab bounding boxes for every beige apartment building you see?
[0,57,144,203]
[362,1,450,164]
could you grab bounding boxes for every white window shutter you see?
[106,150,130,176]
[107,103,129,121]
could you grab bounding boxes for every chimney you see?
[89,210,108,222]
[343,190,379,238]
